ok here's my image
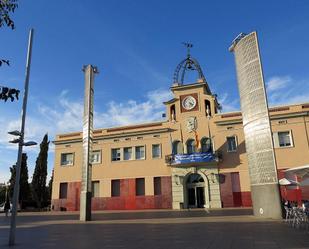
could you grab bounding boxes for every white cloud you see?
[266,76,291,92]
[36,88,172,133]
[216,75,309,112]
[0,88,172,153]
[265,75,309,106]
[0,88,172,182]
[0,169,11,183]
[95,89,172,128]
[218,93,239,112]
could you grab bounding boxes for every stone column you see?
[80,65,98,221]
[229,32,282,219]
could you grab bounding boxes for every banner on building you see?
[173,152,215,164]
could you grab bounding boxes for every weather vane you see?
[182,42,193,58]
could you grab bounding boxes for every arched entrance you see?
[186,173,205,208]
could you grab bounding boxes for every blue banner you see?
[173,152,216,164]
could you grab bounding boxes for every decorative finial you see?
[182,42,193,58]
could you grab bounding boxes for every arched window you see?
[170,104,176,121]
[172,140,182,154]
[186,139,196,154]
[187,173,204,184]
[205,100,211,117]
[201,137,212,153]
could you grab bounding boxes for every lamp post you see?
[8,28,34,246]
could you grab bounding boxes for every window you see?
[186,139,196,154]
[59,183,68,199]
[278,131,292,147]
[124,147,133,160]
[111,148,121,161]
[152,144,161,158]
[154,177,161,195]
[205,99,211,117]
[136,178,145,196]
[91,150,101,164]
[201,137,212,153]
[276,131,293,147]
[172,140,182,154]
[227,136,237,152]
[170,104,176,121]
[135,146,145,160]
[61,153,74,166]
[92,181,100,197]
[111,180,120,197]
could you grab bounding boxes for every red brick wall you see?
[240,192,252,207]
[52,176,172,211]
[219,173,234,207]
[219,173,252,207]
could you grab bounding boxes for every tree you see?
[9,153,30,208]
[47,169,54,201]
[31,134,49,208]
[0,184,6,203]
[1,1,20,102]
[0,0,18,65]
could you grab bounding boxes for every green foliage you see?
[31,134,49,208]
[0,0,18,29]
[0,185,6,203]
[0,59,9,66]
[1,0,18,67]
[9,153,30,207]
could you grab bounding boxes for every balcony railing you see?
[165,151,221,166]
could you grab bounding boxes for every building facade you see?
[51,52,309,211]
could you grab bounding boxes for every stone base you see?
[80,191,92,221]
[251,184,282,219]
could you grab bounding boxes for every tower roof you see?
[173,43,212,95]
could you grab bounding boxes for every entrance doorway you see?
[186,173,205,208]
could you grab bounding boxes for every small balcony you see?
[165,151,221,166]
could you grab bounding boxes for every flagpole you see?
[207,116,215,152]
[179,123,185,154]
[169,132,173,154]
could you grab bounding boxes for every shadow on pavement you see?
[1,220,309,249]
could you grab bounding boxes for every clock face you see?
[182,96,197,110]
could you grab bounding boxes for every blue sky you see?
[1,0,309,183]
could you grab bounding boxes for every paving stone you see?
[0,209,309,249]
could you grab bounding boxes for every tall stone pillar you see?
[80,65,98,221]
[229,32,282,219]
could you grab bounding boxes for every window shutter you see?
[289,130,294,147]
[272,132,279,148]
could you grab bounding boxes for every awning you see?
[299,178,309,186]
[279,178,299,186]
[284,165,309,178]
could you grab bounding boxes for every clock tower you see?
[164,44,222,209]
[164,43,221,123]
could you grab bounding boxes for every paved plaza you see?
[0,208,309,249]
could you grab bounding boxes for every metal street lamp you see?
[23,141,37,146]
[8,131,22,136]
[8,138,37,147]
[8,29,34,246]
[9,138,20,144]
